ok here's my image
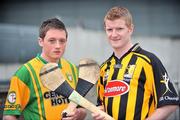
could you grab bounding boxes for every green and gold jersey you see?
[97,43,179,120]
[3,55,78,120]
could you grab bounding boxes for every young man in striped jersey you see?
[92,6,179,120]
[3,18,86,120]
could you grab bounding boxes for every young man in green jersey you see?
[3,18,86,120]
[92,6,179,120]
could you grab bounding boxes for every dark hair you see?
[39,18,68,39]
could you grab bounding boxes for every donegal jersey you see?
[3,55,78,120]
[97,43,179,120]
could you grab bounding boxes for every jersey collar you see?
[112,43,141,60]
[131,43,141,52]
[36,54,62,68]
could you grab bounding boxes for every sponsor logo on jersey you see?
[159,72,179,102]
[159,96,179,102]
[104,80,129,97]
[44,91,70,106]
[4,104,21,110]
[7,91,16,104]
[124,65,136,82]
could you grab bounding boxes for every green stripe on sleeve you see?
[27,63,46,120]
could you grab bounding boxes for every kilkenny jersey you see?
[3,54,78,120]
[97,43,179,120]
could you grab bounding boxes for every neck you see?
[40,53,59,63]
[114,42,133,59]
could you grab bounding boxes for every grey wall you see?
[1,0,180,36]
[0,24,39,63]
[0,0,180,63]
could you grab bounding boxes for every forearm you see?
[3,115,18,120]
[146,105,178,120]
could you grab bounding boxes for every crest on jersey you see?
[7,91,16,104]
[103,69,110,81]
[124,65,136,81]
[160,72,173,96]
[66,73,73,82]
[104,80,129,97]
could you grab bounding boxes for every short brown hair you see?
[39,18,68,39]
[104,6,133,27]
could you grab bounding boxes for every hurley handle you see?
[69,90,114,120]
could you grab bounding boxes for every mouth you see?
[54,51,61,54]
[111,39,120,42]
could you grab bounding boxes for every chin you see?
[53,55,62,60]
[111,44,120,48]
[56,55,62,59]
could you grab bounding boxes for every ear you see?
[129,24,134,34]
[38,37,43,47]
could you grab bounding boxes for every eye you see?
[48,39,56,44]
[106,28,112,32]
[59,39,67,44]
[116,28,123,31]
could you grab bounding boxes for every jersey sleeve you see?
[97,70,105,106]
[3,65,30,116]
[151,55,179,108]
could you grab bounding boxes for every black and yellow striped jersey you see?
[97,43,179,120]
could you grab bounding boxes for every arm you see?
[146,105,178,120]
[149,55,179,120]
[3,115,18,120]
[3,66,30,119]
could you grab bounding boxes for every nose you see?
[111,29,118,37]
[55,41,61,48]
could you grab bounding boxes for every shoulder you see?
[134,47,162,65]
[60,58,78,75]
[10,64,30,87]
[61,58,77,68]
[14,64,29,78]
[100,55,112,69]
[13,58,37,84]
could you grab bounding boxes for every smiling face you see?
[39,29,67,62]
[104,7,134,55]
[105,18,133,52]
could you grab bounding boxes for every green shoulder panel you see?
[14,65,31,87]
